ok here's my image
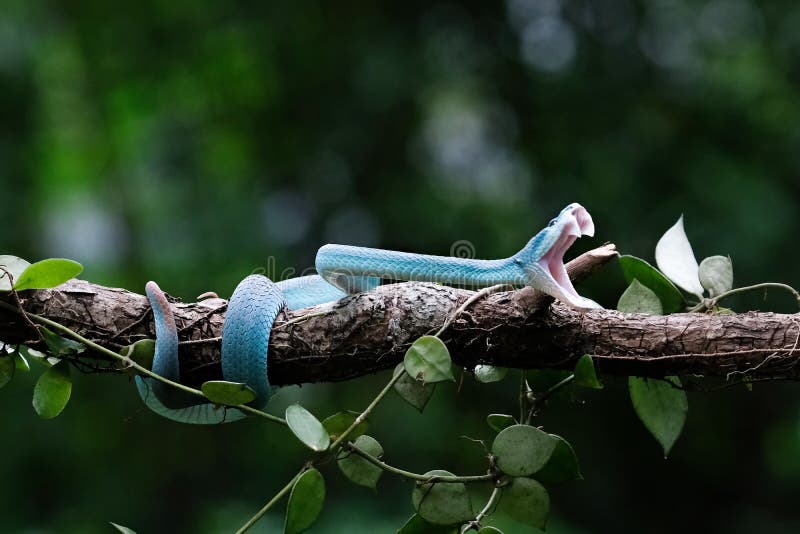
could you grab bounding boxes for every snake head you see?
[518,203,602,309]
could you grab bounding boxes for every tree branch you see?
[2,243,799,386]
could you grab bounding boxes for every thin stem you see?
[435,284,511,338]
[474,485,503,524]
[689,282,800,313]
[344,442,495,484]
[0,300,286,426]
[273,309,332,330]
[0,269,42,342]
[329,368,405,452]
[527,373,575,422]
[236,467,307,534]
[541,373,575,400]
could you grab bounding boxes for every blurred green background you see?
[1,0,800,532]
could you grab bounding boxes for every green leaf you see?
[618,255,685,314]
[13,350,30,372]
[533,434,582,484]
[286,404,330,452]
[628,376,688,457]
[322,411,369,441]
[655,216,704,297]
[120,339,155,370]
[0,255,31,291]
[109,522,137,534]
[699,255,733,298]
[397,514,459,534]
[32,361,72,419]
[411,470,473,526]
[500,477,549,529]
[13,258,83,291]
[201,380,256,405]
[285,468,325,534]
[617,279,663,315]
[492,425,557,477]
[41,327,86,356]
[474,365,508,383]
[0,355,15,389]
[403,336,454,383]
[19,345,48,366]
[337,435,384,490]
[573,355,602,389]
[393,363,435,411]
[477,528,503,534]
[486,414,516,433]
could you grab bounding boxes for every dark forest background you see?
[1,0,800,532]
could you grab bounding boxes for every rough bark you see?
[1,243,798,388]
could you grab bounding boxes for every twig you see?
[328,369,405,452]
[235,467,307,534]
[527,373,575,422]
[343,442,496,484]
[435,284,511,338]
[0,268,42,342]
[273,309,332,330]
[689,282,800,312]
[463,484,503,532]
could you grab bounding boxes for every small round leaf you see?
[201,380,257,405]
[285,468,325,534]
[699,255,733,298]
[0,255,31,291]
[322,411,369,441]
[41,327,86,356]
[629,376,688,457]
[474,365,508,384]
[13,258,83,291]
[411,470,473,526]
[618,255,685,313]
[486,414,516,433]
[617,279,663,315]
[393,364,435,412]
[337,435,384,490]
[32,361,72,419]
[492,425,557,476]
[404,336,454,383]
[500,477,549,529]
[533,434,582,484]
[286,404,330,452]
[573,354,603,389]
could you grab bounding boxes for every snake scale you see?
[135,203,600,424]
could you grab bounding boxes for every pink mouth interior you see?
[537,208,594,298]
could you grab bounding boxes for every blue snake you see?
[135,203,600,424]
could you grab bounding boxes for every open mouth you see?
[536,205,595,301]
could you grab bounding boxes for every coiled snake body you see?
[136,203,600,424]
